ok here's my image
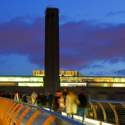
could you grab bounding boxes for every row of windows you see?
[33,71,78,76]
[60,77,125,82]
[0,77,43,82]
[0,82,125,87]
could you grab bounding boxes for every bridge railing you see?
[87,99,125,125]
[0,97,84,125]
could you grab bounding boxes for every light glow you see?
[0,78,8,81]
[14,78,30,81]
[60,82,86,87]
[102,122,115,125]
[122,78,124,82]
[18,83,43,87]
[113,84,125,87]
[85,118,100,125]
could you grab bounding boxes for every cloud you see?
[1,16,125,72]
[91,65,104,68]
[89,72,95,76]
[106,11,125,16]
[60,21,125,70]
[86,70,114,76]
[114,69,125,76]
[0,16,45,67]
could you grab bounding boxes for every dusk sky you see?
[0,0,125,76]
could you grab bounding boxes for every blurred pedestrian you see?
[2,91,6,97]
[22,94,27,103]
[63,88,68,112]
[19,93,22,102]
[58,93,65,111]
[78,89,88,124]
[14,91,20,101]
[41,93,47,108]
[37,94,42,107]
[63,88,68,102]
[7,92,11,98]
[10,93,13,99]
[0,93,1,97]
[53,90,62,125]
[65,90,80,119]
[31,91,38,109]
[48,91,53,111]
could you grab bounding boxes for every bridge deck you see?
[14,108,92,125]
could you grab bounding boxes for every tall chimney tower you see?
[44,8,60,94]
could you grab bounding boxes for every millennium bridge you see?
[0,97,124,125]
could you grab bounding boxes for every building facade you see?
[1,70,125,101]
[0,70,125,88]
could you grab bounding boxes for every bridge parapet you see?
[87,99,125,125]
[0,97,122,125]
[0,97,84,125]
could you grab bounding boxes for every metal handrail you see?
[90,99,125,103]
[0,97,84,125]
[87,99,125,125]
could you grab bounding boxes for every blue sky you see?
[0,0,125,76]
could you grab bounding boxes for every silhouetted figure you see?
[63,88,68,100]
[7,92,11,98]
[41,93,47,108]
[78,89,88,124]
[2,91,6,97]
[48,91,53,111]
[63,88,68,112]
[9,93,13,99]
[22,94,27,103]
[37,94,42,107]
[63,88,68,97]
[19,93,22,102]
[53,90,62,125]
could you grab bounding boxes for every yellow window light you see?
[18,83,43,87]
[122,78,124,82]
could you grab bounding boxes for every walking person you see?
[47,91,53,111]
[37,94,42,107]
[31,91,38,109]
[53,90,62,125]
[41,93,47,108]
[14,91,20,101]
[78,89,88,124]
[58,93,65,111]
[22,94,27,103]
[7,92,11,98]
[63,88,68,112]
[65,90,80,119]
[63,88,68,100]
[2,91,6,97]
